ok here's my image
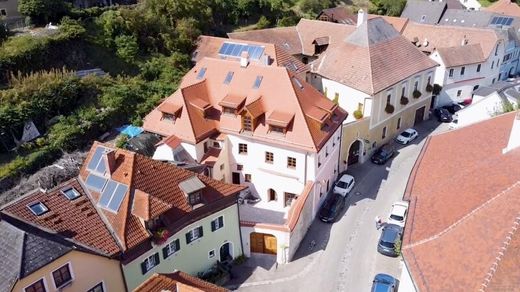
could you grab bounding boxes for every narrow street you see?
[236,119,445,292]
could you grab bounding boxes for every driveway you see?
[232,119,445,291]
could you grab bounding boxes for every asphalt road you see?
[238,119,443,292]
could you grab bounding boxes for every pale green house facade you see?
[122,204,243,291]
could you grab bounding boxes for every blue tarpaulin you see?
[116,125,143,138]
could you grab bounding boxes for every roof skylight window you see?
[28,202,49,216]
[253,75,263,89]
[223,71,234,85]
[62,188,81,200]
[196,67,207,80]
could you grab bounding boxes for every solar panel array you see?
[490,16,513,26]
[98,180,128,212]
[87,146,109,174]
[219,42,265,60]
[85,173,107,192]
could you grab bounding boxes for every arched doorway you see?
[347,140,361,165]
[250,233,277,255]
[219,242,233,262]
[268,189,277,201]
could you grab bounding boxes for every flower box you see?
[400,96,409,105]
[413,90,422,99]
[385,103,395,114]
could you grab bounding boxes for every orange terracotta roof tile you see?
[402,111,520,291]
[158,102,182,115]
[1,179,121,256]
[134,271,228,292]
[143,57,347,152]
[157,135,182,149]
[486,0,520,17]
[436,44,485,67]
[266,111,294,127]
[228,27,302,56]
[218,94,246,109]
[200,148,221,167]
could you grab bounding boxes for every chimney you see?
[503,111,520,154]
[103,150,117,175]
[357,9,366,27]
[240,51,249,68]
[461,35,468,46]
[422,38,429,47]
[261,54,271,66]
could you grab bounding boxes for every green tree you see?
[256,15,270,29]
[115,35,139,62]
[18,0,69,25]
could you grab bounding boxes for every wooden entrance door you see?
[232,172,240,184]
[250,233,277,255]
[414,106,425,126]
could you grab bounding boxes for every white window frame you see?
[86,281,105,292]
[212,215,224,232]
[401,82,407,97]
[414,77,420,91]
[187,226,202,242]
[143,253,159,273]
[164,239,180,258]
[24,277,48,292]
[208,249,216,259]
[51,262,74,290]
[449,68,454,78]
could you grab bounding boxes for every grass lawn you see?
[479,0,494,7]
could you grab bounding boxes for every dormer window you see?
[270,125,285,134]
[188,192,202,205]
[162,113,176,122]
[267,111,293,135]
[28,202,49,216]
[242,114,253,132]
[158,102,182,122]
[222,107,235,115]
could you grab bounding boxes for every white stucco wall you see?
[457,92,518,127]
[319,77,371,123]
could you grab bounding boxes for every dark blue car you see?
[318,193,346,223]
[371,273,397,292]
[377,224,403,257]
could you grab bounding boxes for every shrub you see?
[400,96,409,105]
[433,84,442,95]
[353,109,363,119]
[425,83,433,92]
[115,134,129,148]
[256,16,270,29]
[413,90,422,99]
[394,239,402,256]
[385,103,395,114]
[115,35,139,63]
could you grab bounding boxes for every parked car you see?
[448,118,459,130]
[434,108,453,123]
[319,193,346,223]
[442,103,463,114]
[377,223,403,257]
[333,174,355,197]
[387,201,409,227]
[371,273,397,292]
[394,128,418,145]
[371,144,395,165]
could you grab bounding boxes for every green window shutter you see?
[140,261,148,274]
[175,239,180,251]
[198,226,203,238]
[218,216,224,228]
[211,220,216,232]
[153,253,160,266]
[186,232,192,244]
[162,245,169,259]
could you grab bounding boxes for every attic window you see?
[420,15,426,23]
[162,113,176,122]
[188,192,202,205]
[287,61,298,72]
[196,67,207,80]
[222,106,235,115]
[28,202,49,216]
[62,187,81,200]
[270,125,286,134]
[253,76,263,89]
[223,71,234,85]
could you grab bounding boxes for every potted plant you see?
[385,103,395,114]
[153,228,169,244]
[353,109,363,119]
[413,90,422,99]
[425,83,433,92]
[400,96,409,105]
[433,84,442,95]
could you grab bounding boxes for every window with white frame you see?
[211,216,224,231]
[186,226,203,244]
[449,69,454,77]
[162,239,180,258]
[209,249,215,258]
[87,282,104,292]
[401,83,407,97]
[52,263,72,288]
[25,279,46,292]
[140,253,159,274]
[461,66,465,76]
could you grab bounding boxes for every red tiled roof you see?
[143,57,347,152]
[228,27,303,56]
[402,111,520,291]
[486,0,520,17]
[134,271,228,292]
[1,179,121,256]
[156,135,182,149]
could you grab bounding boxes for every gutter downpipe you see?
[337,125,344,176]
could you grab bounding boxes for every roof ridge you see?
[480,213,520,291]
[179,82,203,142]
[403,180,520,250]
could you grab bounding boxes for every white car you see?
[333,174,355,197]
[394,128,418,145]
[448,118,459,130]
[387,201,409,227]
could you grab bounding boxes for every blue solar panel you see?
[196,67,207,80]
[490,17,497,25]
[506,18,514,25]
[500,17,508,25]
[85,173,107,192]
[219,42,265,60]
[99,180,117,207]
[87,146,105,171]
[96,158,106,173]
[218,43,230,54]
[107,184,128,211]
